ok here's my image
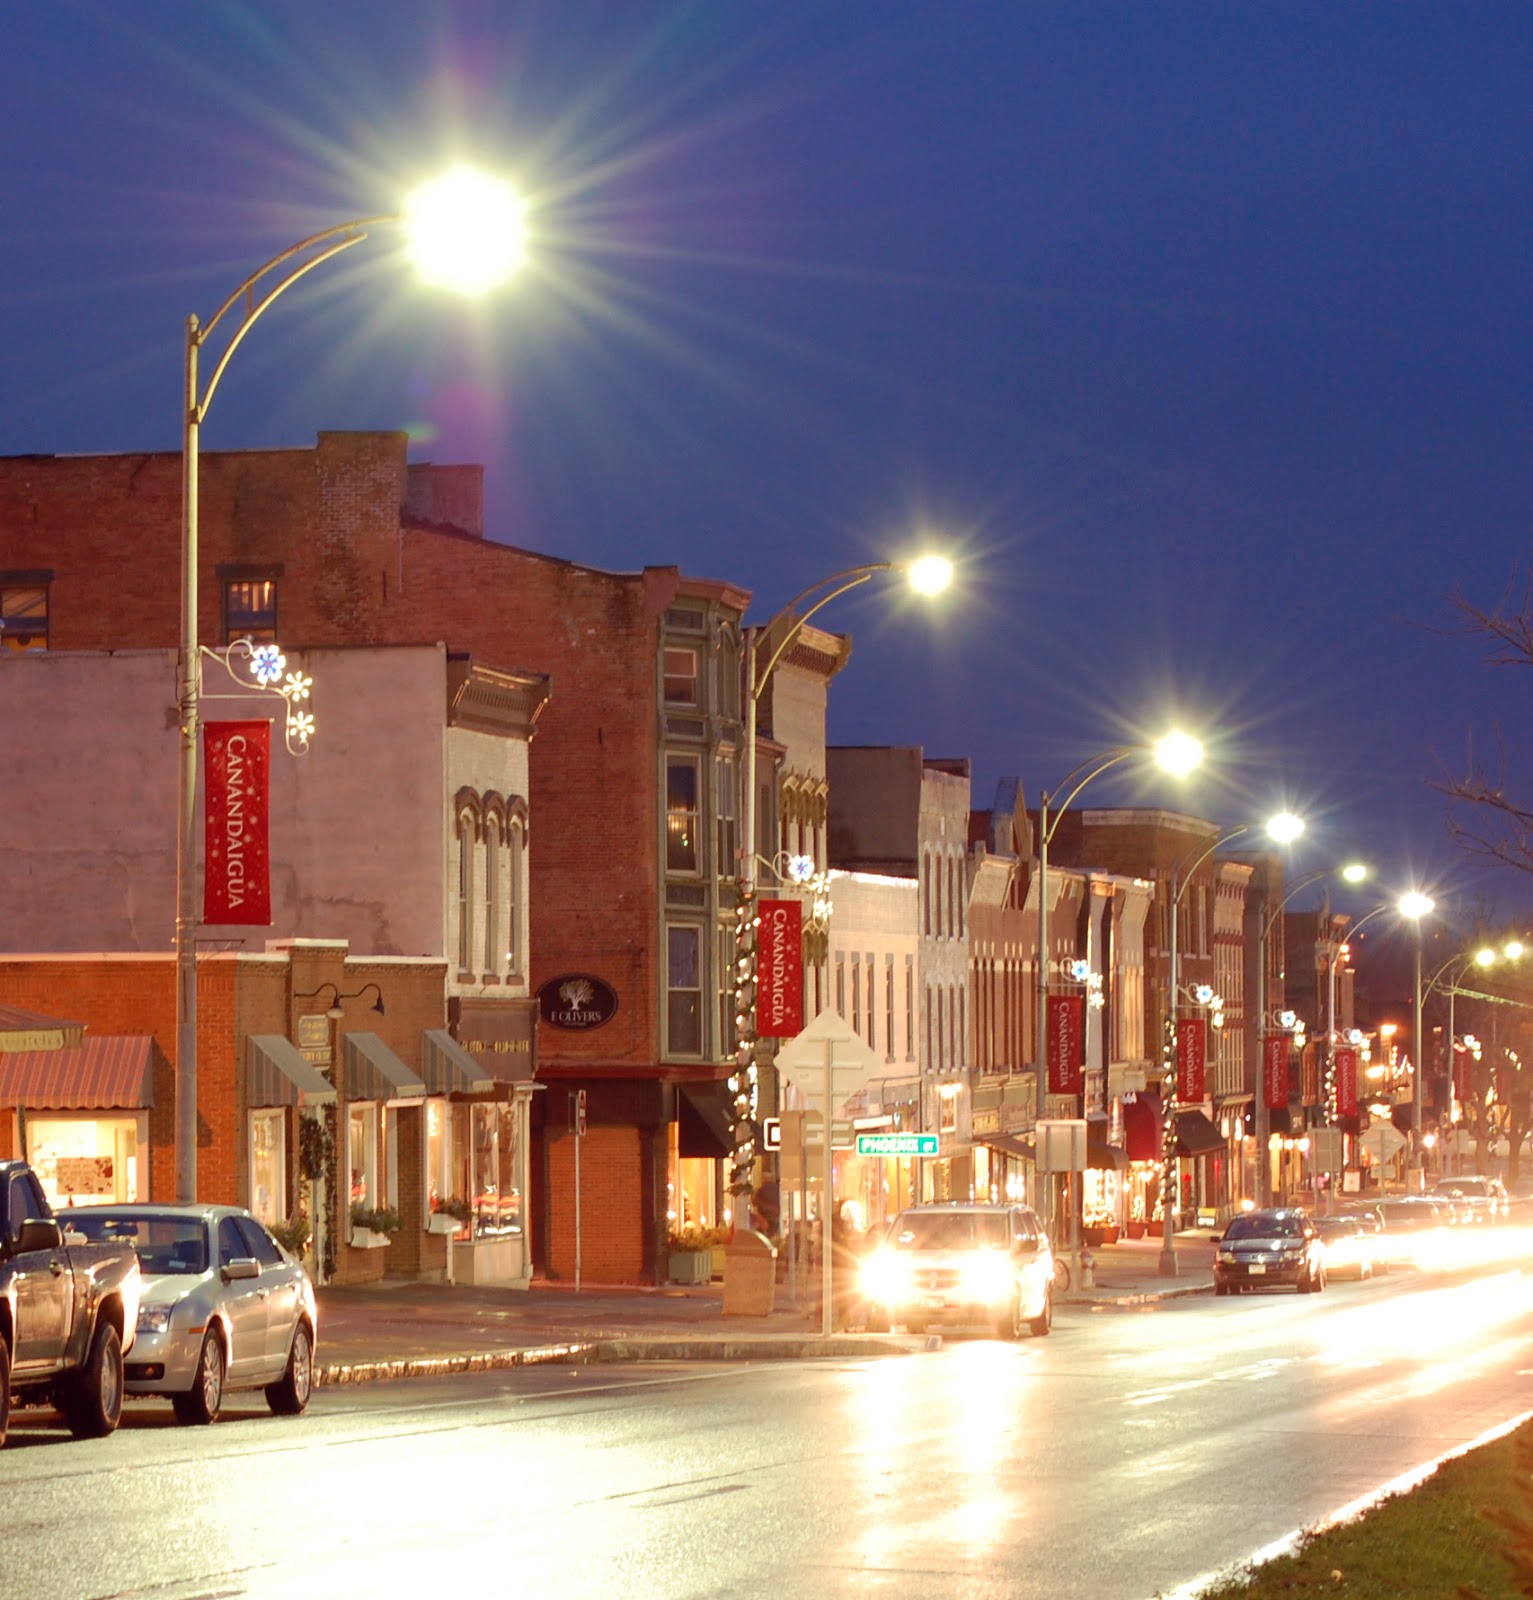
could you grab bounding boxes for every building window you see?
[484,815,502,979]
[906,959,915,1059]
[0,583,48,651]
[666,758,701,874]
[506,819,525,977]
[668,925,703,1055]
[224,578,278,645]
[836,953,846,1020]
[865,953,876,1048]
[719,924,736,1059]
[885,958,896,1062]
[922,853,932,936]
[457,815,475,976]
[663,647,699,706]
[716,754,738,881]
[347,1102,384,1211]
[851,955,862,1038]
[250,1110,286,1226]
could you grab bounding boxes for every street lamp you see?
[729,556,953,1208]
[174,169,524,1199]
[1253,861,1367,1206]
[1159,810,1305,1277]
[1393,890,1436,1182]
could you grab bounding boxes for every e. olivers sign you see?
[537,974,620,1031]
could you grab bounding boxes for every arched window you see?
[456,812,476,977]
[484,813,502,978]
[506,815,526,977]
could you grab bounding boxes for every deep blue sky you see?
[5,2,1532,926]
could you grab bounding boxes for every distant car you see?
[68,1204,316,1425]
[859,1202,1054,1338]
[1312,1215,1377,1281]
[1337,1201,1386,1237]
[1214,1208,1326,1294]
[1374,1197,1450,1267]
[1433,1176,1508,1222]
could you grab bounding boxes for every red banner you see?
[1334,1047,1358,1118]
[1454,1043,1473,1105]
[1176,1017,1207,1102]
[203,721,271,925]
[756,898,803,1037]
[1301,1042,1320,1107]
[1047,994,1083,1094]
[1263,1034,1290,1110]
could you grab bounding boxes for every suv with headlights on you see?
[1215,1207,1325,1295]
[859,1202,1054,1338]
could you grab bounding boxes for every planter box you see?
[1126,1221,1146,1239]
[667,1250,713,1285]
[350,1227,392,1250]
[452,1234,524,1286]
[710,1245,727,1280]
[1146,1220,1164,1237]
[1084,1225,1119,1247]
[426,1213,464,1236]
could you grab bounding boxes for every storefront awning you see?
[982,1133,1035,1161]
[1086,1136,1129,1171]
[248,1034,336,1109]
[678,1081,736,1160]
[1122,1097,1162,1161]
[1175,1109,1225,1157]
[0,1035,158,1109]
[345,1032,426,1105]
[420,1029,495,1095]
[0,1004,87,1052]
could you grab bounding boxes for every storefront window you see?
[348,1102,385,1208]
[26,1115,141,1207]
[250,1110,286,1225]
[451,1101,522,1237]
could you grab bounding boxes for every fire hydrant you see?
[1080,1246,1096,1289]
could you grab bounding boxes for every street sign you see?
[774,1008,884,1119]
[762,1116,782,1151]
[574,1088,587,1137]
[856,1132,938,1157]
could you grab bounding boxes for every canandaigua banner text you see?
[756,898,803,1038]
[203,720,271,925]
[1047,994,1083,1095]
[1263,1034,1290,1110]
[1176,1017,1207,1102]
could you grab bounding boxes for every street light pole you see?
[730,558,953,1214]
[173,176,523,1200]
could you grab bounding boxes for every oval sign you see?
[537,973,620,1031]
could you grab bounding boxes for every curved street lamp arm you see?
[1259,867,1336,945]
[1040,748,1135,847]
[1173,824,1250,903]
[192,215,396,419]
[749,564,891,694]
[1338,901,1394,946]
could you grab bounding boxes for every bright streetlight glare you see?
[1342,862,1368,883]
[1476,946,1498,967]
[1153,729,1203,778]
[906,554,954,596]
[1507,940,1525,960]
[405,165,526,295]
[1399,891,1435,920]
[1265,812,1305,843]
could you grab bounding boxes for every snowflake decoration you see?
[249,645,287,685]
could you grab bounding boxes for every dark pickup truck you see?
[1,1159,142,1447]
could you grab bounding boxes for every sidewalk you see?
[312,1231,1215,1386]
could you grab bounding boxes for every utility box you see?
[723,1228,777,1317]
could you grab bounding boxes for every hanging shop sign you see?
[203,720,271,925]
[1263,1034,1290,1110]
[1176,1017,1207,1102]
[756,897,804,1038]
[1301,1042,1321,1107]
[1046,994,1084,1095]
[537,974,619,1031]
[1335,1047,1359,1118]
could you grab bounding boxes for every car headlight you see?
[861,1251,912,1304]
[1217,1249,1237,1263]
[960,1252,1014,1301]
[137,1303,174,1335]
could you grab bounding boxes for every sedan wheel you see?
[173,1332,225,1425]
[1028,1286,1052,1338]
[994,1292,1024,1341]
[60,1321,123,1439]
[266,1323,314,1416]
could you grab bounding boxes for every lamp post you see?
[729,555,953,1211]
[1394,892,1436,1183]
[1421,939,1523,1166]
[1253,862,1366,1206]
[1029,733,1202,1260]
[1159,811,1304,1277]
[174,168,524,1200]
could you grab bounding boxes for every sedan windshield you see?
[1225,1213,1302,1240]
[70,1212,209,1275]
[891,1212,1009,1250]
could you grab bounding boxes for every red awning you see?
[1122,1096,1162,1162]
[0,1036,158,1109]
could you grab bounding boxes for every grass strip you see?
[1189,1419,1533,1599]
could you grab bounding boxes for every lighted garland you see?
[728,890,759,1199]
[1160,1011,1179,1232]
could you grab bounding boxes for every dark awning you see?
[420,1029,495,1095]
[248,1035,336,1109]
[981,1133,1035,1161]
[0,1036,158,1109]
[1086,1136,1129,1171]
[678,1081,736,1160]
[1122,1097,1162,1162]
[344,1032,426,1105]
[1175,1109,1225,1157]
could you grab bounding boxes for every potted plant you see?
[1126,1196,1147,1240]
[350,1202,401,1249]
[270,1211,311,1257]
[1083,1205,1119,1247]
[428,1195,471,1235]
[667,1224,723,1284]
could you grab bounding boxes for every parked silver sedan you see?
[67,1203,316,1424]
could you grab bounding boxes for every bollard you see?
[1080,1247,1095,1289]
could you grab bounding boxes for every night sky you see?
[5,2,1532,933]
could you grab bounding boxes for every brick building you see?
[0,431,756,1282]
